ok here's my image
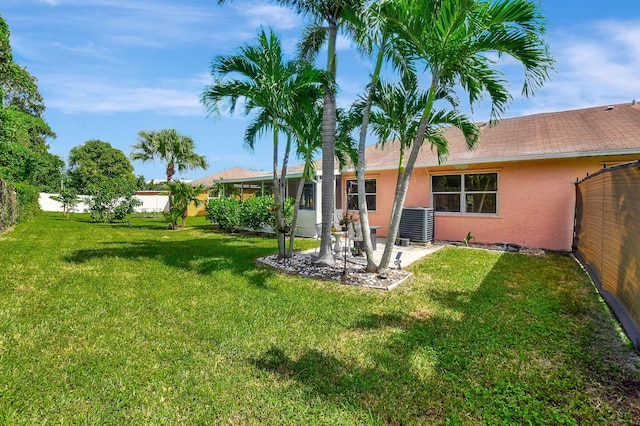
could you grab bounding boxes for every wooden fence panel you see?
[574,161,640,353]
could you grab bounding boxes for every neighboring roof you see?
[355,102,640,171]
[189,167,270,186]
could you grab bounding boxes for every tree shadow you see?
[64,237,276,289]
[249,250,640,423]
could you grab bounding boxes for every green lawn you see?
[1,212,638,424]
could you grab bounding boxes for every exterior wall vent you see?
[399,207,435,243]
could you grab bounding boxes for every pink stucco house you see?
[193,102,640,251]
[341,102,640,251]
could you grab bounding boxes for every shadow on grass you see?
[250,250,640,423]
[64,236,277,289]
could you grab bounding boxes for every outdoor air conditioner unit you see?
[399,207,434,243]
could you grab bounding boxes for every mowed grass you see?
[1,212,638,425]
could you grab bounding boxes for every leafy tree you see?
[373,0,553,268]
[1,14,55,153]
[0,178,17,232]
[66,140,140,222]
[67,139,136,194]
[202,29,327,258]
[0,14,60,222]
[131,129,208,184]
[87,179,140,223]
[49,187,80,219]
[0,141,63,193]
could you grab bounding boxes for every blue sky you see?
[4,0,640,181]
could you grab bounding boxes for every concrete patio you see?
[302,237,445,269]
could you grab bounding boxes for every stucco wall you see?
[342,155,639,251]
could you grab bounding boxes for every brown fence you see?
[574,161,640,352]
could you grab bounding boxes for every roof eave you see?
[341,148,640,173]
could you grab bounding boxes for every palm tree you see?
[201,29,327,258]
[369,74,451,172]
[349,1,416,272]
[285,98,358,257]
[284,92,323,257]
[166,181,206,229]
[374,0,554,268]
[368,75,477,264]
[277,0,366,266]
[131,129,208,184]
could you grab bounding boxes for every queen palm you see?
[369,74,452,174]
[369,74,478,266]
[201,29,327,258]
[284,100,358,257]
[374,0,554,268]
[278,0,366,265]
[349,1,416,272]
[131,129,208,184]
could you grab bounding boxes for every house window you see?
[432,173,497,214]
[299,183,315,210]
[346,179,376,211]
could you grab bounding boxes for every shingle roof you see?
[189,167,270,186]
[192,103,640,181]
[357,102,640,171]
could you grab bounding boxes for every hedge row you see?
[206,196,293,233]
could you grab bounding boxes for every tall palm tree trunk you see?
[287,178,306,257]
[316,24,338,266]
[278,134,293,258]
[272,123,286,259]
[356,42,387,273]
[378,85,436,269]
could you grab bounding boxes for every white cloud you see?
[38,0,59,5]
[336,34,353,51]
[43,74,208,116]
[238,3,300,31]
[507,19,640,116]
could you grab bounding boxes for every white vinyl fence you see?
[39,193,169,214]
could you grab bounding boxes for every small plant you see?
[339,212,359,231]
[50,188,80,219]
[464,231,474,246]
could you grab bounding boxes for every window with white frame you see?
[346,179,376,211]
[432,173,498,214]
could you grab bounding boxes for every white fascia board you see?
[342,148,640,173]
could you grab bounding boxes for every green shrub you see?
[207,196,296,235]
[206,197,242,232]
[240,196,274,231]
[12,181,41,222]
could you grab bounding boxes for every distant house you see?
[193,102,640,250]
